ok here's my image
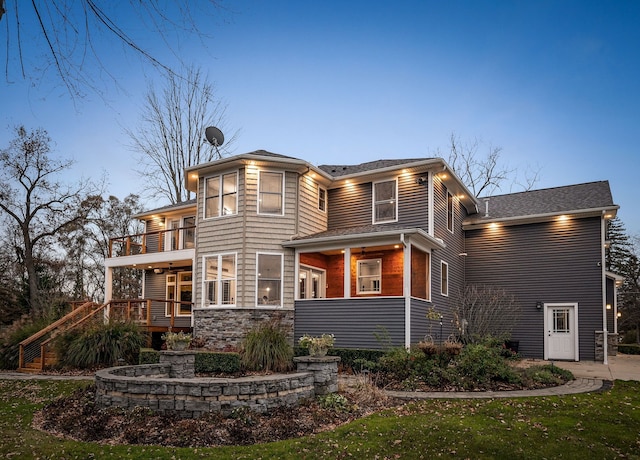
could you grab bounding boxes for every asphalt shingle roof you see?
[468,181,615,222]
[318,158,433,177]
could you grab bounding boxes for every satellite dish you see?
[205,126,225,147]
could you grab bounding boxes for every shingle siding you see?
[465,216,604,360]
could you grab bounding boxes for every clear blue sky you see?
[2,1,639,234]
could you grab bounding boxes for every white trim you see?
[318,185,327,213]
[601,213,608,364]
[343,248,351,298]
[446,189,454,234]
[165,271,193,317]
[203,171,239,220]
[428,172,434,236]
[297,264,327,299]
[372,178,398,224]
[404,241,412,348]
[257,170,285,216]
[440,260,449,297]
[201,252,237,308]
[357,258,382,294]
[256,252,284,307]
[543,302,579,361]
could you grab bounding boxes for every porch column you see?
[343,248,351,298]
[403,239,412,348]
[104,266,113,303]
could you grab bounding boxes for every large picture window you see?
[257,253,282,306]
[258,171,284,215]
[373,179,397,223]
[203,254,236,306]
[205,172,238,218]
[358,259,381,294]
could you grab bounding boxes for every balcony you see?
[108,225,196,258]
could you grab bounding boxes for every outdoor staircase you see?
[17,301,105,373]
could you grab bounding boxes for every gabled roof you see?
[319,159,428,177]
[464,181,618,228]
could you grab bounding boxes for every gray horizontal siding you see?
[294,297,405,349]
[144,271,191,328]
[465,217,603,360]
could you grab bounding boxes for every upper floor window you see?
[205,172,238,218]
[318,186,327,213]
[259,171,284,215]
[203,253,236,306]
[447,190,454,233]
[441,260,449,297]
[358,259,381,294]
[373,179,397,223]
[257,253,283,306]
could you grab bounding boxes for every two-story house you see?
[104,150,620,361]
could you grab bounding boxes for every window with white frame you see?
[447,190,454,233]
[164,216,196,251]
[257,253,282,306]
[258,171,284,215]
[358,259,381,294]
[203,254,236,306]
[318,186,327,212]
[205,172,238,218]
[441,261,449,296]
[373,179,397,223]
[166,272,192,316]
[298,265,326,299]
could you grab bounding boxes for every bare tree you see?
[128,65,237,204]
[0,126,100,313]
[1,1,225,98]
[446,133,540,196]
[452,284,522,343]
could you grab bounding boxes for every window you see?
[298,265,326,299]
[257,253,282,306]
[259,171,284,215]
[358,259,381,294]
[373,179,397,223]
[447,190,454,233]
[318,186,327,212]
[441,261,449,296]
[183,216,195,248]
[166,272,192,316]
[205,172,237,218]
[203,254,236,306]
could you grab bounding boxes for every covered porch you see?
[283,226,445,349]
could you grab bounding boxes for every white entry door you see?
[545,303,578,361]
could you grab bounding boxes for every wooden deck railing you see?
[18,298,194,372]
[108,225,195,258]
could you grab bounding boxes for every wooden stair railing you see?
[18,301,102,373]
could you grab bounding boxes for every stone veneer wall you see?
[595,331,619,361]
[193,307,294,350]
[95,352,339,419]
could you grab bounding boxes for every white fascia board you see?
[105,249,195,268]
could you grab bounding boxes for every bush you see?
[452,343,521,389]
[240,321,293,372]
[619,344,640,355]
[195,352,241,373]
[522,364,573,386]
[55,320,145,369]
[139,348,160,365]
[0,316,53,369]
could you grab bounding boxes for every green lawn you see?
[1,378,640,459]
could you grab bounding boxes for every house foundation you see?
[193,307,294,350]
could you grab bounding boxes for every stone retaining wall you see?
[95,352,339,418]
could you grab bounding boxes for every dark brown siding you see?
[465,216,604,360]
[294,298,405,349]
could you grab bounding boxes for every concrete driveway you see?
[524,353,640,381]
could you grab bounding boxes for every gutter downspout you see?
[601,212,608,365]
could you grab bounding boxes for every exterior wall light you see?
[536,302,543,310]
